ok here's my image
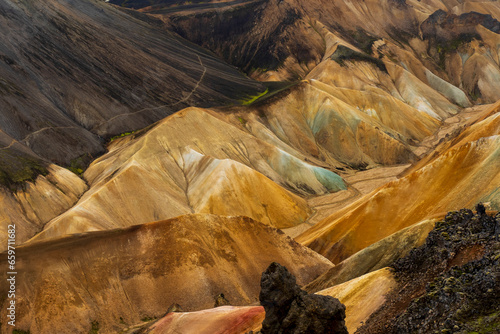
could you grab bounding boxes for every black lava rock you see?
[390,208,500,333]
[259,262,348,334]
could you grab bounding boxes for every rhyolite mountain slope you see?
[125,0,500,106]
[1,0,500,333]
[0,214,332,334]
[297,101,500,264]
[0,0,264,166]
[0,131,88,251]
[0,0,265,246]
[117,0,500,173]
[25,105,349,244]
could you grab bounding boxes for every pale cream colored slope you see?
[0,164,87,251]
[247,82,419,168]
[309,50,460,120]
[297,114,500,263]
[408,100,500,173]
[307,80,439,141]
[29,147,311,243]
[1,214,332,334]
[462,46,500,103]
[144,306,265,334]
[317,268,397,334]
[370,39,471,108]
[93,107,346,196]
[245,51,464,170]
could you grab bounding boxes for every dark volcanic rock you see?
[421,10,500,62]
[259,262,348,334]
[357,208,500,334]
[422,10,500,41]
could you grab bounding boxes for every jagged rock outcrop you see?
[305,219,436,292]
[259,262,348,334]
[357,207,500,333]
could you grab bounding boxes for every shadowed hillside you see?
[0,0,264,166]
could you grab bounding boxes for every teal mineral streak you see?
[312,166,346,192]
[269,148,346,194]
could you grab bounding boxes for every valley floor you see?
[285,103,493,238]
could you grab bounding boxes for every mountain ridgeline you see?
[0,0,500,333]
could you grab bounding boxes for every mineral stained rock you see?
[259,262,348,334]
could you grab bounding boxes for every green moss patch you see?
[109,131,135,142]
[240,88,269,105]
[0,149,48,192]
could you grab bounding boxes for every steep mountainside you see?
[0,131,88,251]
[0,214,332,333]
[123,0,500,107]
[26,105,348,244]
[0,0,264,166]
[1,0,500,333]
[357,208,500,333]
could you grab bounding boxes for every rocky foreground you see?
[96,207,499,334]
[358,205,500,333]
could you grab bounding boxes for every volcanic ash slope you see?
[0,0,264,165]
[0,132,88,250]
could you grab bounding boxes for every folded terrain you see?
[1,0,500,333]
[0,0,264,166]
[0,131,87,251]
[305,218,437,292]
[27,106,350,243]
[297,102,500,263]
[121,0,500,106]
[0,214,333,334]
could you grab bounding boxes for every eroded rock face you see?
[259,262,348,334]
[357,208,500,334]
